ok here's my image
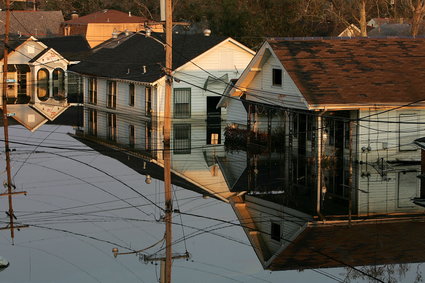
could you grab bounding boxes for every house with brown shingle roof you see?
[218,38,425,269]
[61,9,163,47]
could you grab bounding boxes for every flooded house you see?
[0,35,79,130]
[69,32,254,199]
[217,37,425,270]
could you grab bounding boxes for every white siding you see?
[357,164,423,215]
[243,48,308,110]
[245,195,310,254]
[226,98,247,126]
[357,109,425,162]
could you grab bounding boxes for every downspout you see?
[316,111,327,220]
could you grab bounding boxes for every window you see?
[129,125,135,148]
[52,68,65,100]
[107,80,116,109]
[145,122,152,151]
[129,84,135,106]
[107,113,117,141]
[88,109,97,136]
[173,124,191,154]
[399,113,419,151]
[37,68,49,101]
[270,222,281,242]
[272,68,282,86]
[174,88,191,118]
[88,78,97,104]
[145,87,152,116]
[68,73,82,103]
[17,67,29,103]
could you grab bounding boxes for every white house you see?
[70,32,254,199]
[220,37,425,216]
[0,35,73,131]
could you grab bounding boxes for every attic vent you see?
[203,29,211,36]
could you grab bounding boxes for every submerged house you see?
[69,32,254,199]
[0,35,74,131]
[221,37,425,214]
[217,37,425,271]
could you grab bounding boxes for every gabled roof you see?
[0,11,64,37]
[28,47,68,65]
[64,9,149,24]
[69,33,230,83]
[0,35,30,60]
[40,36,92,61]
[267,37,425,108]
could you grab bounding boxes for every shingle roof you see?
[69,33,228,83]
[64,9,148,24]
[269,220,425,270]
[40,36,92,61]
[268,37,425,107]
[0,11,64,37]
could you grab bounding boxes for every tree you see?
[402,0,425,36]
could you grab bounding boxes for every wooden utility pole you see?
[0,0,27,244]
[163,0,173,281]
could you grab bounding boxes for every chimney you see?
[71,11,79,20]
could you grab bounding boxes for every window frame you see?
[107,80,117,109]
[145,87,152,116]
[129,124,135,148]
[270,222,281,242]
[129,83,135,106]
[37,68,49,101]
[88,109,97,136]
[107,113,117,142]
[173,88,191,119]
[272,68,283,87]
[173,124,191,154]
[88,77,97,104]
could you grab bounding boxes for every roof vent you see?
[128,11,132,17]
[112,29,119,38]
[124,29,130,36]
[203,29,211,36]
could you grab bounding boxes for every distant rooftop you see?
[64,9,151,24]
[0,10,64,37]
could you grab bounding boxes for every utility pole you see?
[163,0,173,281]
[0,0,27,244]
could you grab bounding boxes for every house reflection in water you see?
[74,108,425,274]
[71,36,425,276]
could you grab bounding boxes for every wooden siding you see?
[170,122,234,199]
[172,40,253,120]
[243,47,308,110]
[245,195,310,257]
[357,109,425,162]
[357,164,422,215]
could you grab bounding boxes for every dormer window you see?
[272,68,282,86]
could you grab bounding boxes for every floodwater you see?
[0,124,424,283]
